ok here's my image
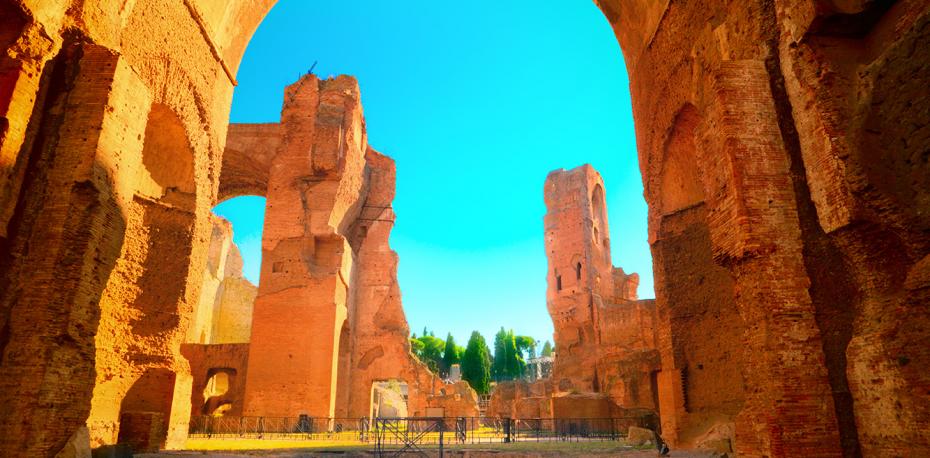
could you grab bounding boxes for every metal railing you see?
[189,414,654,446]
[189,415,369,440]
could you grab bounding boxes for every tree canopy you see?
[461,331,492,394]
[491,328,530,381]
[442,333,463,376]
[410,327,546,386]
[412,334,445,373]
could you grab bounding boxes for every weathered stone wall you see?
[211,275,256,344]
[0,1,251,454]
[596,299,660,412]
[487,380,554,419]
[591,1,930,454]
[187,215,256,345]
[191,215,255,345]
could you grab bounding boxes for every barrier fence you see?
[189,414,653,444]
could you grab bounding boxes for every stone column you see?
[243,75,367,418]
[0,41,148,457]
[702,60,841,457]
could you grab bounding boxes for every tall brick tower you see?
[242,75,368,418]
[543,165,616,392]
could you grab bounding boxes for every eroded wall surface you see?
[228,75,478,421]
[592,1,930,455]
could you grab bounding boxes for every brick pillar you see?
[243,75,366,418]
[0,42,147,456]
[702,60,842,457]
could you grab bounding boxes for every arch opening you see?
[651,105,746,445]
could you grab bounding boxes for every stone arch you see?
[128,103,198,337]
[334,319,352,418]
[202,368,237,416]
[218,123,281,203]
[0,2,927,457]
[657,106,704,216]
[650,103,746,447]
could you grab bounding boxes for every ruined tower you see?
[544,164,635,392]
[230,75,477,421]
[241,75,367,418]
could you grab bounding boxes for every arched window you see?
[575,262,582,280]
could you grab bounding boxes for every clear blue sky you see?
[214,0,651,349]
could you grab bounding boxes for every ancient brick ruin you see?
[227,75,477,422]
[0,1,928,457]
[490,165,661,427]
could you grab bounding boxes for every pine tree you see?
[541,340,553,357]
[462,331,491,394]
[415,334,445,374]
[492,327,508,381]
[492,328,528,381]
[442,333,459,377]
[504,329,526,379]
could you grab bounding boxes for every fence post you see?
[438,418,444,458]
[503,418,512,443]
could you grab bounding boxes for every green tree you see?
[462,331,491,394]
[415,334,445,374]
[492,328,526,381]
[442,333,460,377]
[492,328,508,381]
[504,329,526,379]
[541,340,553,357]
[515,335,536,360]
[410,337,425,356]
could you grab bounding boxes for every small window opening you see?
[556,274,563,291]
[575,262,582,280]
